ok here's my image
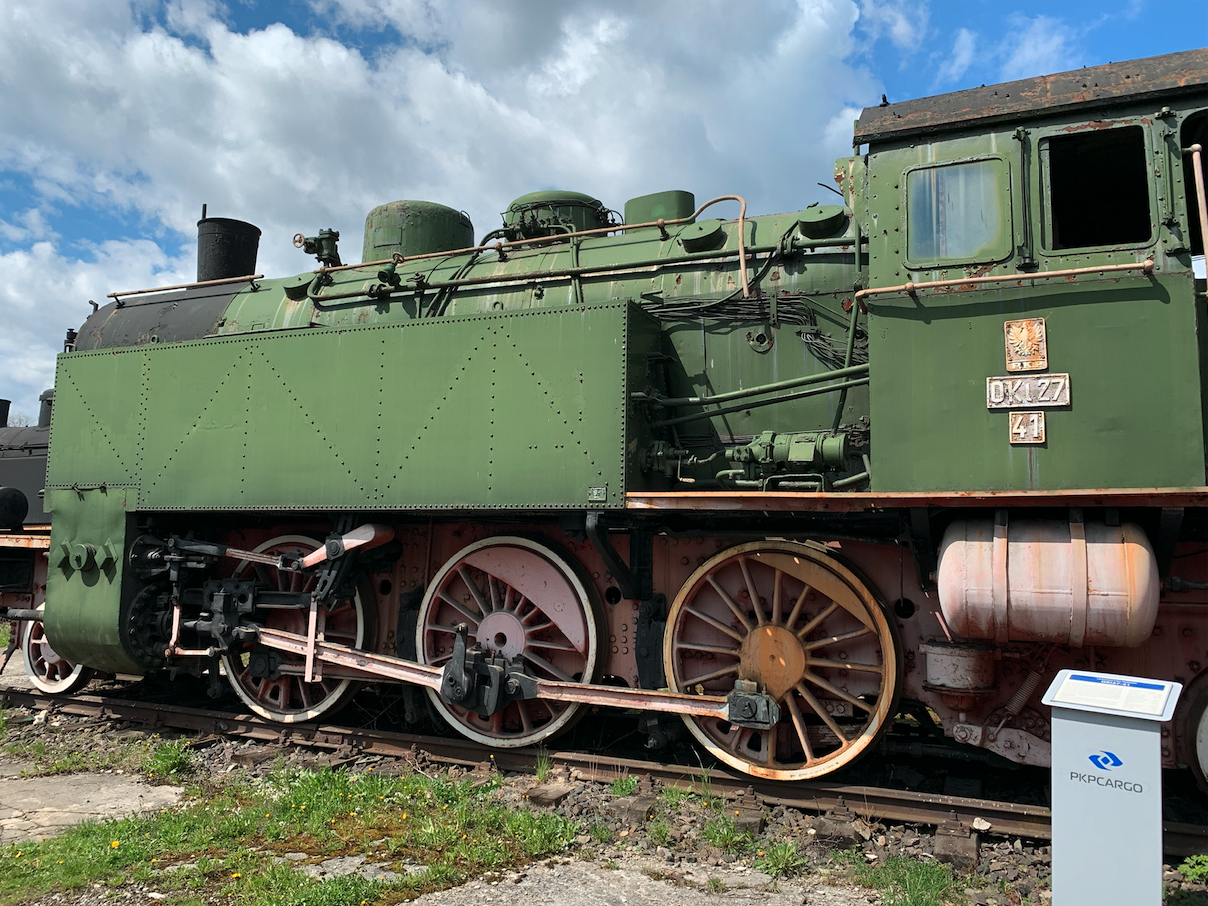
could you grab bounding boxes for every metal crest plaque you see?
[1009,411,1045,444]
[1004,318,1047,372]
[986,373,1071,409]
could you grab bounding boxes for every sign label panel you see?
[1050,673,1172,718]
[986,373,1071,409]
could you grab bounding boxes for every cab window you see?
[906,159,1011,264]
[1042,126,1151,250]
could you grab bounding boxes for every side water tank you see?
[363,201,474,262]
[197,216,261,282]
[936,518,1159,648]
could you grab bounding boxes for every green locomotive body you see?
[29,49,1208,784]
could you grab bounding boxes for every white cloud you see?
[999,14,1079,82]
[935,27,977,87]
[0,0,881,416]
[858,0,928,53]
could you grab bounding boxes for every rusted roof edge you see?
[854,47,1208,148]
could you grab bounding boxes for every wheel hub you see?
[478,611,527,659]
[740,624,805,700]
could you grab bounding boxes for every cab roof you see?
[854,47,1208,147]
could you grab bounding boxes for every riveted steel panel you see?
[50,304,658,511]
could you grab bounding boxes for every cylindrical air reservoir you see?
[937,519,1159,648]
[197,217,261,283]
[362,201,474,262]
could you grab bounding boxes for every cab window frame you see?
[902,156,1015,270]
[1036,122,1157,257]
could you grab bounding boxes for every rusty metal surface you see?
[0,531,50,550]
[625,488,1208,513]
[855,48,1208,146]
[3,683,1205,853]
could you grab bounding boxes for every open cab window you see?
[1040,125,1153,252]
[905,158,1013,267]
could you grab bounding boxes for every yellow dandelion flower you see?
[110,841,120,849]
[231,873,241,879]
[151,858,158,863]
[14,852,21,858]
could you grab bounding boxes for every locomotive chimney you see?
[0,399,9,428]
[196,206,262,283]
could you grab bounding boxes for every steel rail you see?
[2,685,1204,854]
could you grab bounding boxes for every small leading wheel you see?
[665,540,901,780]
[222,535,376,723]
[21,610,94,695]
[417,536,600,747]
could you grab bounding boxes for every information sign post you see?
[1041,670,1182,906]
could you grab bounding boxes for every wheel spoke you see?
[803,627,872,650]
[437,589,481,627]
[771,569,783,625]
[684,605,744,642]
[518,701,534,733]
[522,650,575,683]
[738,558,764,626]
[795,681,848,743]
[683,662,739,686]
[488,575,502,613]
[528,639,578,652]
[795,601,839,639]
[809,657,883,674]
[784,694,815,763]
[785,584,811,630]
[804,671,875,712]
[706,576,753,633]
[456,567,489,614]
[672,640,740,656]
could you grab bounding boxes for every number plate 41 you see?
[1009,411,1046,445]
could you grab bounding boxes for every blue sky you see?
[0,0,1204,419]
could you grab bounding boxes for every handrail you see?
[1190,144,1208,258]
[635,363,869,407]
[107,273,263,300]
[854,259,1154,303]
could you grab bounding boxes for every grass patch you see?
[834,849,957,906]
[588,821,614,844]
[755,840,808,877]
[0,766,575,906]
[704,876,726,893]
[609,773,638,796]
[1180,854,1208,883]
[647,817,671,848]
[142,739,197,781]
[702,816,752,855]
[658,784,694,809]
[534,748,552,783]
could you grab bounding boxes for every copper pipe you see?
[855,258,1154,303]
[1190,144,1208,257]
[107,273,263,300]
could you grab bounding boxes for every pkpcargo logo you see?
[1088,750,1123,771]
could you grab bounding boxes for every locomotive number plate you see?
[986,373,1070,409]
[1009,411,1045,444]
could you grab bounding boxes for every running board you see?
[255,626,779,729]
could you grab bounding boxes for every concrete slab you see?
[0,772,184,843]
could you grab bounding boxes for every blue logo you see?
[1088,751,1123,771]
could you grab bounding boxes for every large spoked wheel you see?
[21,609,94,695]
[417,536,600,748]
[222,535,376,724]
[665,540,901,780]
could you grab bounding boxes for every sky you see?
[0,0,1204,420]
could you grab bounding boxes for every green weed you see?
[702,816,752,854]
[588,821,614,843]
[609,773,638,796]
[647,817,671,848]
[755,840,808,877]
[705,876,726,893]
[142,739,197,781]
[1181,854,1208,883]
[534,747,552,783]
[834,850,957,906]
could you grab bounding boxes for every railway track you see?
[2,684,1205,856]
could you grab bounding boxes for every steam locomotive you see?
[9,48,1208,784]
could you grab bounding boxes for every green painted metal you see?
[624,191,695,225]
[49,305,659,511]
[860,98,1208,492]
[502,190,610,235]
[42,487,141,674]
[362,200,474,263]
